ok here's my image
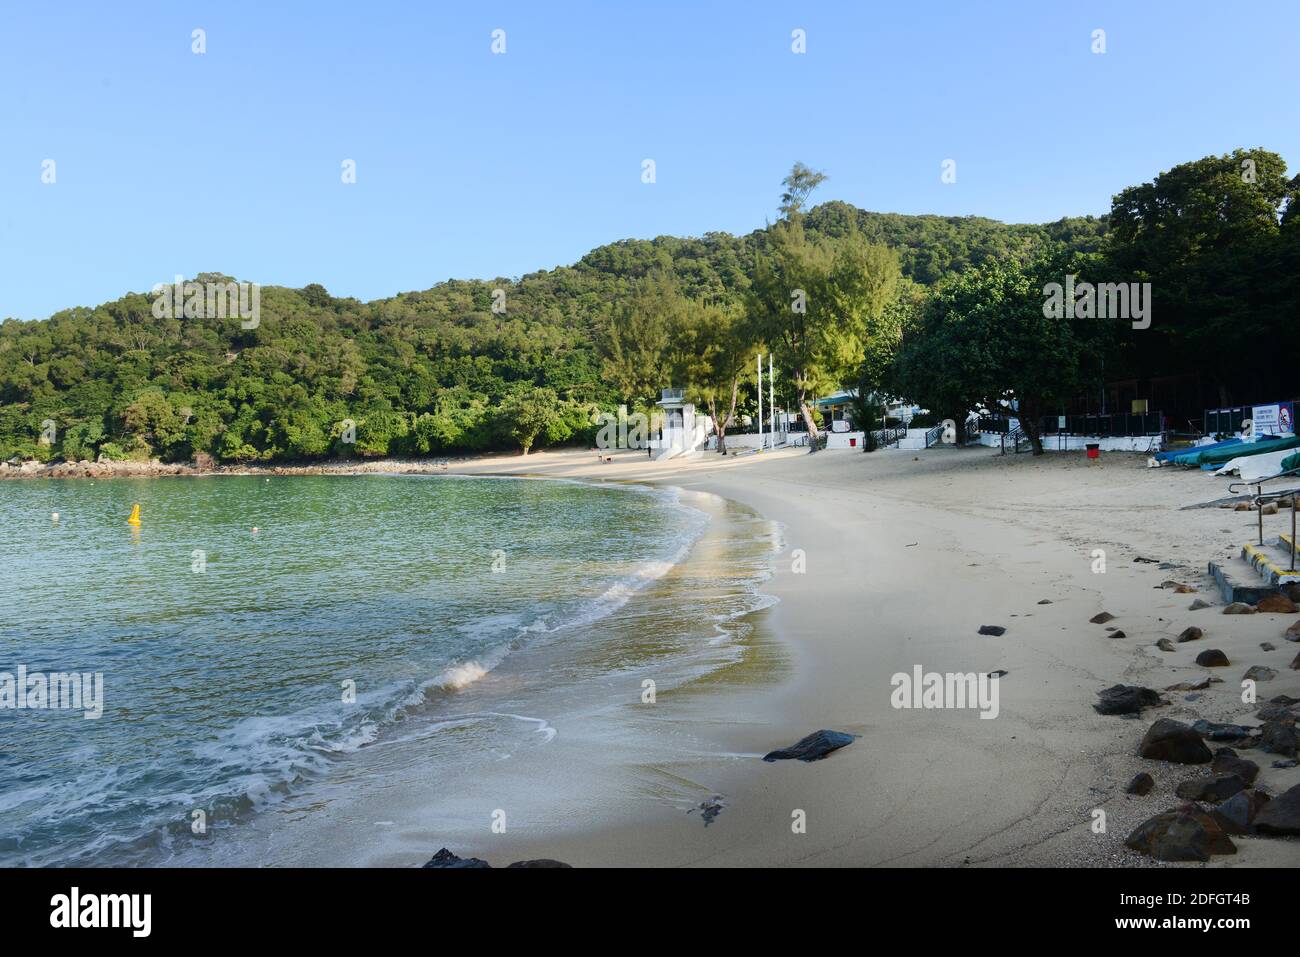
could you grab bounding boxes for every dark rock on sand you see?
[1195,649,1229,667]
[763,729,855,762]
[1138,719,1212,764]
[1125,805,1237,861]
[1176,627,1203,643]
[1261,641,1276,651]
[1095,684,1163,716]
[1192,720,1251,741]
[1108,630,1127,639]
[1126,772,1155,795]
[1174,774,1247,802]
[978,625,1006,636]
[1286,621,1300,641]
[1155,638,1176,652]
[1273,759,1300,769]
[1224,602,1258,614]
[1189,599,1211,610]
[1165,677,1216,691]
[1211,749,1260,784]
[423,848,492,869]
[1037,599,1052,604]
[506,859,573,868]
[1259,719,1298,759]
[1256,594,1299,614]
[1253,782,1300,836]
[1242,665,1278,682]
[1090,612,1116,624]
[694,796,724,825]
[1211,789,1271,835]
[1291,651,1300,670]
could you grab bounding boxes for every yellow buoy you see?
[127,504,141,526]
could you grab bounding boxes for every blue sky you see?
[1,0,1293,319]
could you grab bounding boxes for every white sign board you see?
[1253,404,1283,436]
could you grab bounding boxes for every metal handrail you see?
[1228,471,1299,571]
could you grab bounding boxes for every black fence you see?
[976,413,1164,437]
[1203,407,1252,436]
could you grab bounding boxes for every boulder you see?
[1211,789,1271,835]
[1261,642,1276,651]
[1138,719,1212,764]
[1195,649,1229,667]
[1286,620,1300,641]
[1242,665,1278,682]
[1259,719,1298,759]
[1292,650,1300,670]
[763,729,856,762]
[977,625,1006,636]
[1223,602,1257,614]
[1253,782,1300,836]
[1192,719,1251,741]
[1211,749,1260,784]
[1124,805,1237,861]
[506,859,573,868]
[1090,612,1116,624]
[1094,684,1163,716]
[1255,593,1298,614]
[1189,599,1211,610]
[1108,630,1127,639]
[1176,627,1203,643]
[1125,772,1155,795]
[1174,774,1247,802]
[1155,638,1175,652]
[422,848,492,869]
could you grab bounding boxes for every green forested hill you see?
[2,202,1106,463]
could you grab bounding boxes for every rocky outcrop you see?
[1195,649,1229,667]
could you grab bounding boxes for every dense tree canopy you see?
[2,147,1292,465]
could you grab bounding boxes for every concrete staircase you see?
[1209,533,1300,603]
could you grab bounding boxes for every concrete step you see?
[1241,539,1300,587]
[1209,554,1286,604]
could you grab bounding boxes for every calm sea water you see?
[0,474,774,866]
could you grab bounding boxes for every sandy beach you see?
[400,443,1300,868]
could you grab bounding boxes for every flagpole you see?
[756,353,764,450]
[769,354,775,446]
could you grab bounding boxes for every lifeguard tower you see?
[653,387,704,460]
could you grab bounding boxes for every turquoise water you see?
[0,474,771,866]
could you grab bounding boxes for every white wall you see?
[973,432,1162,452]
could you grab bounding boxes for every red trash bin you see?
[1086,443,1100,459]
[850,437,857,447]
